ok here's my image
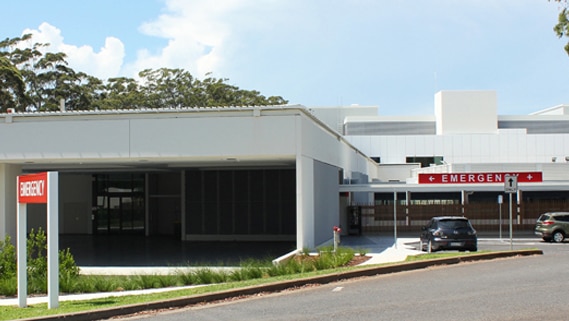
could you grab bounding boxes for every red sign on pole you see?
[418,172,542,184]
[17,172,48,204]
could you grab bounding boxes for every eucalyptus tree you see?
[552,0,569,55]
[0,33,288,112]
[0,56,25,112]
[195,72,287,107]
[138,68,195,108]
[0,34,95,111]
[98,77,144,109]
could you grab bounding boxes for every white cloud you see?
[17,1,283,81]
[125,0,263,78]
[22,22,125,80]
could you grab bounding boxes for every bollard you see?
[333,226,341,252]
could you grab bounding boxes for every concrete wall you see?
[295,113,379,248]
[0,112,297,162]
[0,164,21,240]
[60,174,92,234]
[308,105,378,134]
[435,90,497,135]
[313,160,341,246]
[347,132,569,165]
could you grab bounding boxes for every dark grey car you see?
[535,212,569,243]
[420,216,477,252]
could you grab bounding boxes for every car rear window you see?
[438,219,470,228]
[538,214,551,221]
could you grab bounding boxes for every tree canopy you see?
[0,34,288,113]
[552,0,569,55]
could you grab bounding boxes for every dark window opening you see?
[406,156,444,168]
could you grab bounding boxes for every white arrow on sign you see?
[504,174,518,193]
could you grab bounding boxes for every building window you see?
[406,156,444,168]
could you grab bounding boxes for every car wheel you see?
[553,231,565,243]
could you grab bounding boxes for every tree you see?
[0,33,288,112]
[138,68,196,108]
[552,0,569,55]
[98,77,144,109]
[0,56,25,111]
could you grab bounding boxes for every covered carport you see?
[339,180,569,243]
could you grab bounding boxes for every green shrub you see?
[230,266,265,281]
[176,270,198,285]
[0,234,356,297]
[0,229,80,296]
[193,268,228,284]
[0,276,17,296]
[0,236,16,279]
[132,274,179,289]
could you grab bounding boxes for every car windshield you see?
[438,219,470,229]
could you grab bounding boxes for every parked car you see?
[534,212,569,243]
[420,216,477,252]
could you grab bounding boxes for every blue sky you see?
[2,0,569,115]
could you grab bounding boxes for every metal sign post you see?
[497,195,503,240]
[504,174,518,251]
[393,191,397,249]
[17,172,59,309]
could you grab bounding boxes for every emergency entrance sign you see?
[418,172,542,184]
[18,172,48,203]
[17,171,59,309]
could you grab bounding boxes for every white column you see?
[17,203,27,308]
[296,155,315,249]
[47,172,59,309]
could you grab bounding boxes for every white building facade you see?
[309,90,569,232]
[0,106,379,250]
[2,90,569,251]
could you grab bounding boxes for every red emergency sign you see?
[418,172,542,184]
[17,172,48,203]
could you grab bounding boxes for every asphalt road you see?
[117,238,569,321]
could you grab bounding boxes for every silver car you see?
[535,212,569,243]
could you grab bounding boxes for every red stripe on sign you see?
[418,172,542,184]
[18,172,48,204]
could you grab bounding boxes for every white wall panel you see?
[130,116,297,158]
[0,119,130,160]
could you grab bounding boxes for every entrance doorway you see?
[92,174,145,234]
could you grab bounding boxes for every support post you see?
[17,203,27,308]
[393,191,397,249]
[47,172,59,309]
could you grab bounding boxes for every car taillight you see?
[541,221,554,225]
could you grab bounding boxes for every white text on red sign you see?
[418,172,543,184]
[19,180,45,198]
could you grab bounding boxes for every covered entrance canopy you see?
[0,105,379,252]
